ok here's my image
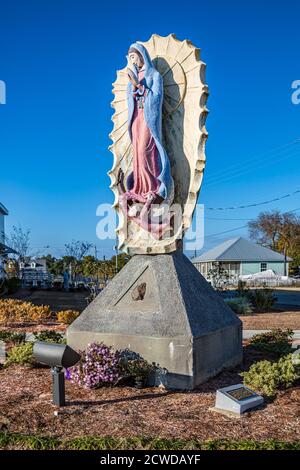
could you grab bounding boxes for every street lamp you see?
[33,342,81,406]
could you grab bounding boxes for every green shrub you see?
[4,342,34,367]
[5,277,21,294]
[125,358,155,387]
[247,288,276,312]
[34,330,64,343]
[237,280,249,296]
[249,328,293,357]
[251,329,294,344]
[0,277,21,297]
[241,354,300,397]
[118,349,158,387]
[224,296,253,315]
[0,330,26,344]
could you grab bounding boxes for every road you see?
[274,289,300,308]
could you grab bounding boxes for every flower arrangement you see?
[67,344,159,390]
[67,342,119,389]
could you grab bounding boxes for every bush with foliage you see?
[247,288,276,312]
[0,277,21,297]
[249,328,293,357]
[0,299,51,323]
[34,330,65,343]
[56,310,80,325]
[241,354,300,397]
[68,342,119,388]
[4,342,34,368]
[224,296,253,315]
[0,330,26,344]
[125,358,155,387]
[236,280,249,296]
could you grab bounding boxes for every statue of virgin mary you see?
[118,42,174,233]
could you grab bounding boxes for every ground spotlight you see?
[33,341,81,406]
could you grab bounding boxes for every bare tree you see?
[248,210,300,275]
[65,240,93,260]
[6,225,31,261]
[248,210,282,249]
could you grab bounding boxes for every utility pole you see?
[283,244,287,277]
[94,244,98,260]
[279,232,289,277]
[114,241,118,275]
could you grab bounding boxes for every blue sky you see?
[0,0,299,259]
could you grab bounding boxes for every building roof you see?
[20,258,47,269]
[0,242,17,255]
[0,203,8,215]
[192,237,292,263]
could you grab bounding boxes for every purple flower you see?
[68,342,119,389]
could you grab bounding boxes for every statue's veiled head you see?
[127,43,154,74]
[128,47,144,69]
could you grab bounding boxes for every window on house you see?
[260,262,267,272]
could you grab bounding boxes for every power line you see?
[204,138,300,187]
[204,225,248,238]
[205,138,300,181]
[202,206,300,239]
[205,206,300,220]
[206,189,300,210]
[206,217,251,221]
[204,148,300,187]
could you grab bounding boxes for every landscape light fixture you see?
[33,341,81,406]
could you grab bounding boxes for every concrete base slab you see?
[209,407,244,419]
[67,251,243,390]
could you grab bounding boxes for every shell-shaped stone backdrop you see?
[108,33,209,254]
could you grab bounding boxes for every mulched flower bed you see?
[240,312,300,330]
[0,322,67,334]
[0,346,299,443]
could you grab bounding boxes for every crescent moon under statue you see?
[109,33,209,254]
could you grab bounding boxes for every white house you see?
[19,258,50,287]
[192,237,292,279]
[0,202,8,244]
[0,202,16,277]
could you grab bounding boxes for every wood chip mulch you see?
[240,312,300,330]
[0,347,299,442]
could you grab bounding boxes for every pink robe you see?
[127,70,160,203]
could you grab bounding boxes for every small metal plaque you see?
[225,386,256,402]
[214,383,264,415]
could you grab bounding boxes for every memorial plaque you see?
[214,383,264,415]
[225,386,256,401]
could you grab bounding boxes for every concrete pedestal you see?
[67,251,242,390]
